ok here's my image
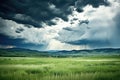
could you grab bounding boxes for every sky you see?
[0,0,120,51]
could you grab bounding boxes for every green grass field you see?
[0,56,120,80]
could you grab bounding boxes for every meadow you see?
[0,56,120,80]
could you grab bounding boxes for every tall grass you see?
[0,56,120,80]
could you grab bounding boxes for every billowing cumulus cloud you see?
[0,0,120,50]
[56,0,120,49]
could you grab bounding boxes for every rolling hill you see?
[0,48,120,57]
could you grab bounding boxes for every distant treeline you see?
[0,48,120,57]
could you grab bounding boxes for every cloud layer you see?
[0,0,120,50]
[0,0,110,27]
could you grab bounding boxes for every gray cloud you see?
[0,0,111,28]
[110,10,120,47]
[75,0,110,12]
[15,27,24,33]
[57,24,112,49]
[0,0,76,27]
[67,39,110,48]
[79,20,89,25]
[56,24,87,43]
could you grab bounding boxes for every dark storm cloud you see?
[0,17,6,28]
[0,34,24,46]
[63,27,73,31]
[0,0,76,27]
[75,0,110,12]
[0,34,44,50]
[67,38,110,48]
[0,0,110,28]
[15,28,24,33]
[45,20,56,26]
[79,20,89,25]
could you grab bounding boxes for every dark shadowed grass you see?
[0,56,120,80]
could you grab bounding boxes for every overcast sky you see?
[0,0,120,51]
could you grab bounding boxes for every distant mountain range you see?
[0,48,120,57]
